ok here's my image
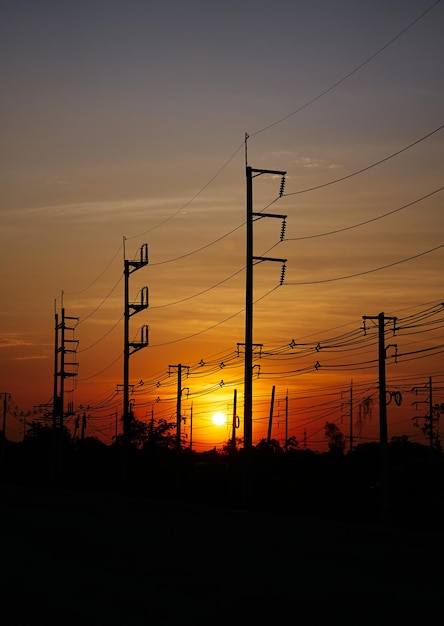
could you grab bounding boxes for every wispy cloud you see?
[12,355,49,361]
[0,334,33,348]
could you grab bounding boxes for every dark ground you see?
[1,483,444,625]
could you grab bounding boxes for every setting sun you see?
[212,412,227,426]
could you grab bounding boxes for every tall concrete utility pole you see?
[362,312,397,526]
[123,242,149,446]
[51,305,78,482]
[244,164,287,451]
[53,307,79,430]
[168,364,190,451]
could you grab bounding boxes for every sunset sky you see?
[1,0,443,451]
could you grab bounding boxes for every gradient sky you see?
[1,0,443,451]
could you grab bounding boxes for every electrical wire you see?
[283,125,444,199]
[50,1,442,320]
[284,243,443,285]
[249,1,442,138]
[285,186,444,241]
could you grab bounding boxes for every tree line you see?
[1,414,443,532]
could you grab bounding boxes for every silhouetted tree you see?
[286,435,299,450]
[255,438,283,453]
[113,414,178,451]
[324,421,346,455]
[220,437,243,455]
[24,419,72,448]
[142,418,177,451]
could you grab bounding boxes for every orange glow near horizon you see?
[12,301,438,456]
[1,3,443,454]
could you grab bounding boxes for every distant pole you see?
[0,392,7,472]
[176,364,182,450]
[285,390,288,452]
[52,310,59,482]
[190,402,193,451]
[81,412,86,441]
[232,389,237,453]
[267,385,276,444]
[53,310,59,432]
[378,313,388,458]
[169,364,189,451]
[349,380,353,453]
[376,312,389,528]
[2,392,6,440]
[428,376,433,454]
[363,312,397,526]
[60,308,67,429]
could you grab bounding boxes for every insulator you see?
[280,263,286,285]
[279,175,286,197]
[280,219,287,241]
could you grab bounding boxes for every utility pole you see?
[189,402,193,451]
[51,304,78,482]
[284,390,288,452]
[244,163,287,450]
[53,309,59,433]
[429,376,434,453]
[53,307,79,430]
[122,242,149,447]
[349,381,353,453]
[267,385,276,444]
[2,392,7,439]
[412,376,442,456]
[168,364,190,451]
[362,312,397,526]
[342,381,354,453]
[0,392,8,473]
[81,412,87,441]
[231,389,238,453]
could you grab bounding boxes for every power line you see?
[285,244,443,285]
[249,1,442,137]
[285,186,444,241]
[117,1,442,252]
[54,10,442,313]
[283,124,444,198]
[150,267,244,309]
